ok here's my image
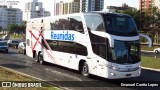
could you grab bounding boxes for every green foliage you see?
[8,21,26,34]
[141,56,160,69]
[115,7,160,44]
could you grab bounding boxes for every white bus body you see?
[26,12,143,79]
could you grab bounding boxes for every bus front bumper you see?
[107,68,141,79]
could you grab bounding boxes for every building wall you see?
[154,0,160,9]
[80,0,104,12]
[56,0,80,15]
[24,0,50,21]
[139,0,159,12]
[0,6,22,29]
[68,2,80,13]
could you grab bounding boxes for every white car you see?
[154,48,160,54]
[18,42,26,54]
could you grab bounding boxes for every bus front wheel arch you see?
[79,60,89,77]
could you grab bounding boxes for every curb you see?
[142,67,160,72]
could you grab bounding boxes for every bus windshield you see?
[111,40,140,64]
[103,15,138,36]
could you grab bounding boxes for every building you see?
[139,0,156,12]
[80,0,104,12]
[24,0,50,21]
[153,0,160,9]
[55,0,80,15]
[0,5,22,29]
[68,0,80,14]
[56,1,64,15]
[107,3,131,12]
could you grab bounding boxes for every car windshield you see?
[111,40,140,64]
[103,14,138,36]
[0,42,7,46]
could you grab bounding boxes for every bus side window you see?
[97,44,106,59]
[84,15,105,32]
[69,16,84,34]
[75,43,87,56]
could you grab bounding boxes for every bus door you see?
[91,43,107,77]
[91,57,98,75]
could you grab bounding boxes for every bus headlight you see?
[111,66,119,71]
[110,72,116,76]
[108,65,119,71]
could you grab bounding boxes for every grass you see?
[0,67,59,90]
[10,34,25,39]
[0,34,25,39]
[141,45,159,51]
[141,56,160,69]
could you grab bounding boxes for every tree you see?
[0,26,2,32]
[8,24,19,34]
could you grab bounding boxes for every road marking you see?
[45,68,82,81]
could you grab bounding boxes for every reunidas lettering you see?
[51,31,74,41]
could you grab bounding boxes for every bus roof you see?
[27,12,131,22]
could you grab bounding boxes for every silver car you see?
[18,42,26,54]
[0,41,8,53]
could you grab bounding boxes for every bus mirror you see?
[139,34,152,48]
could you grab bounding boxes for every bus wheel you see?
[35,53,39,63]
[81,62,89,77]
[39,53,45,65]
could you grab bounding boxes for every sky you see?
[2,0,140,16]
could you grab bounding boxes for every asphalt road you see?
[141,51,157,57]
[0,48,160,90]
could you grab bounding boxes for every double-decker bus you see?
[26,12,151,79]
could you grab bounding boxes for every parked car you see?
[0,41,8,53]
[154,48,160,54]
[2,34,10,40]
[7,40,20,49]
[0,38,3,41]
[18,42,26,54]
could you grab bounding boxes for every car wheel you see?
[155,50,159,54]
[5,49,8,53]
[81,62,89,77]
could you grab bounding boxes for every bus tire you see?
[23,50,26,55]
[35,53,39,63]
[81,62,89,77]
[39,53,45,65]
